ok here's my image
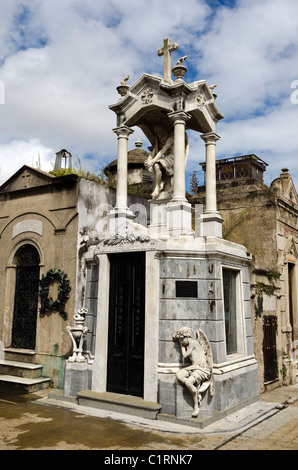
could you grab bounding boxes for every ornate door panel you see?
[11,245,40,350]
[107,252,145,397]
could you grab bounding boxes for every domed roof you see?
[105,140,149,171]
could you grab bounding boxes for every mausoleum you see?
[63,39,260,425]
[0,39,263,427]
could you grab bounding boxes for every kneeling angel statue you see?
[173,327,214,417]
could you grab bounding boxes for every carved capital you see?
[168,110,191,125]
[112,125,134,139]
[200,132,221,145]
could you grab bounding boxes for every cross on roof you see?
[157,38,178,83]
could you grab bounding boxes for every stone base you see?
[158,376,214,418]
[108,208,135,235]
[77,390,161,419]
[148,200,193,238]
[157,394,260,429]
[158,358,259,420]
[166,201,193,237]
[64,362,93,397]
[199,212,223,237]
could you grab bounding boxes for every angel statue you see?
[145,125,189,199]
[173,327,214,417]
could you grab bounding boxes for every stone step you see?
[4,348,36,364]
[0,374,51,393]
[0,360,42,379]
[76,390,161,420]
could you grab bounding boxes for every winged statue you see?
[173,327,214,417]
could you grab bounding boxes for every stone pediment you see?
[109,73,224,144]
[0,165,55,194]
[271,169,298,207]
[282,179,298,206]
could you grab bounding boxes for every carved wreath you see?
[39,269,71,320]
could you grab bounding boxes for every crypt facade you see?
[66,38,260,422]
[0,39,264,425]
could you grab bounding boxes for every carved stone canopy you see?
[109,73,224,147]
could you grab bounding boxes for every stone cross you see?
[157,38,178,82]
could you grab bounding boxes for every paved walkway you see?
[0,384,297,451]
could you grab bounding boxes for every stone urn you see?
[66,308,89,363]
[172,64,187,81]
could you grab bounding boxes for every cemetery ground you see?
[0,384,297,451]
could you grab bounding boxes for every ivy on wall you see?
[253,271,281,317]
[39,269,71,320]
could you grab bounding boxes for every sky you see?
[0,0,297,190]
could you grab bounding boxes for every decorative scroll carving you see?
[66,308,89,363]
[173,327,214,417]
[95,231,157,254]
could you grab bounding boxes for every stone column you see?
[200,132,223,237]
[166,111,192,237]
[168,111,191,202]
[113,125,134,212]
[201,132,220,213]
[109,126,134,234]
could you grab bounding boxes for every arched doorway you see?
[11,244,40,349]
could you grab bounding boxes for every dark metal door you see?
[107,252,145,397]
[11,245,40,350]
[263,315,278,382]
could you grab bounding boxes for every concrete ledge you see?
[48,389,78,404]
[77,390,161,420]
[158,394,260,429]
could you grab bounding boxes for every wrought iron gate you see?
[107,252,145,397]
[11,245,40,350]
[263,315,278,383]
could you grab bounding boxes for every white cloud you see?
[0,0,297,190]
[0,139,53,184]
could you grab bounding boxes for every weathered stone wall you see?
[0,170,80,387]
[192,174,298,390]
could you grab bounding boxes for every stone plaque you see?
[12,219,43,239]
[175,281,198,298]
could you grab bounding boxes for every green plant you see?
[266,270,281,281]
[49,157,109,185]
[189,171,199,195]
[255,281,276,296]
[223,209,248,240]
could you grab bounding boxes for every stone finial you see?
[176,55,187,65]
[210,84,217,99]
[117,75,130,98]
[172,56,187,81]
[135,139,143,148]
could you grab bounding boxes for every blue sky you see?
[0,0,297,190]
